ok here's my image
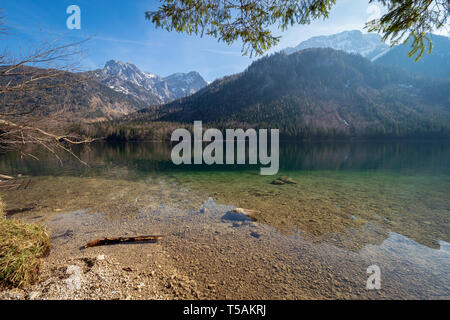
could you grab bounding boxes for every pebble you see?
[64,265,83,291]
[28,291,40,300]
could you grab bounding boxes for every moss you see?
[0,197,50,288]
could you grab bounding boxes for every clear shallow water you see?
[0,140,449,299]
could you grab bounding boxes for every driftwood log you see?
[84,235,163,249]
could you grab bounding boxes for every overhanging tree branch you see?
[146,0,449,59]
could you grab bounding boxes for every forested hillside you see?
[137,48,450,139]
[0,66,147,123]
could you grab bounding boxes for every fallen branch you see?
[84,235,163,249]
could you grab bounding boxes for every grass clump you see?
[0,198,50,288]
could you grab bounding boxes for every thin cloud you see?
[11,26,164,48]
[203,49,243,56]
[94,35,164,47]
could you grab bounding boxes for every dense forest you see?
[124,48,450,140]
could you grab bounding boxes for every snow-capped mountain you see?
[163,71,207,98]
[88,60,208,105]
[284,30,390,61]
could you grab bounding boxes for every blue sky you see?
[0,0,438,82]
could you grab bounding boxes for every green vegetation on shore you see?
[0,198,50,288]
[73,121,189,142]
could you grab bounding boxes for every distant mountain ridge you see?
[0,66,147,122]
[86,60,208,105]
[284,30,390,61]
[374,34,450,78]
[283,30,450,78]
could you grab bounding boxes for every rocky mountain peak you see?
[284,30,390,61]
[87,61,208,105]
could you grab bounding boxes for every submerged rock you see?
[233,208,260,221]
[271,176,297,185]
[222,211,253,222]
[222,207,260,222]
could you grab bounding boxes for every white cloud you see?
[366,4,382,23]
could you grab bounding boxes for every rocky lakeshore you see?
[1,175,448,300]
[0,246,201,300]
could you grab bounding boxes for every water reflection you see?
[1,140,449,176]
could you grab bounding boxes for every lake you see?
[0,140,449,299]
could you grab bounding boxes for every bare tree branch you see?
[0,10,93,166]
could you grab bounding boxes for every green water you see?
[1,140,449,247]
[0,140,449,298]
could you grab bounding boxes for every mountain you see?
[284,30,389,61]
[374,34,450,78]
[87,60,208,105]
[0,61,207,123]
[144,48,450,139]
[163,72,208,99]
[0,66,147,122]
